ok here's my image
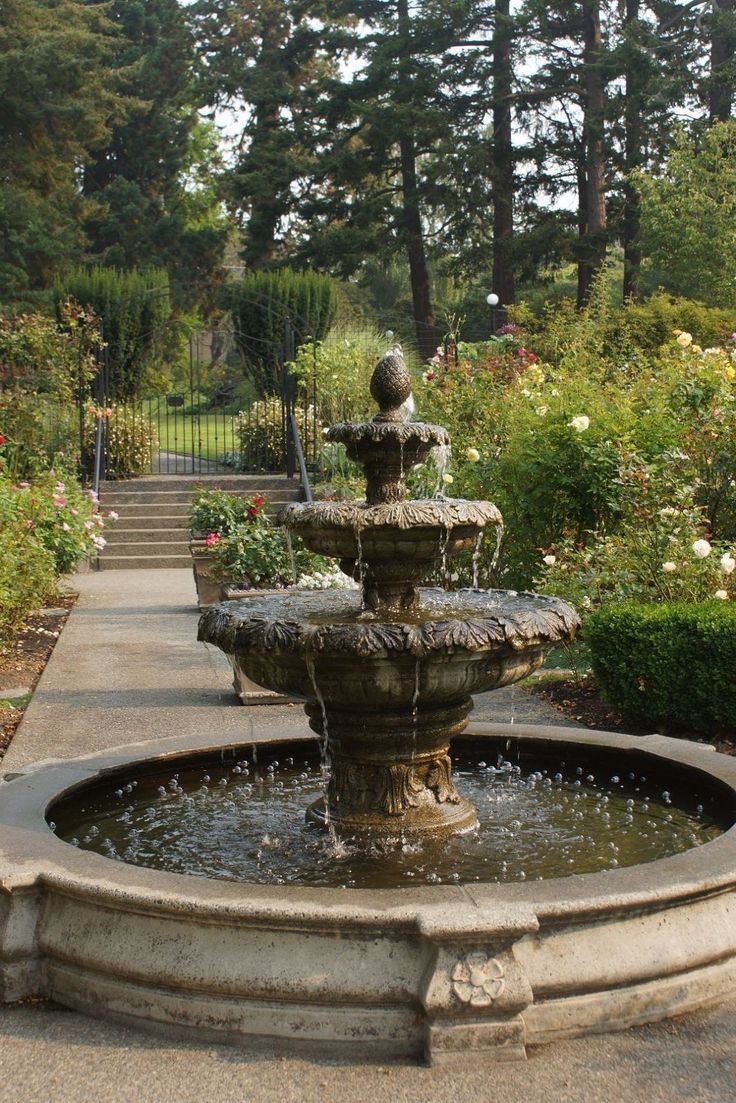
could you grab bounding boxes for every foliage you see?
[415,294,736,590]
[84,405,157,481]
[290,321,417,426]
[227,270,338,395]
[234,396,320,473]
[0,0,126,296]
[208,521,324,588]
[637,123,736,308]
[0,303,101,477]
[586,602,736,736]
[55,267,171,400]
[0,462,112,642]
[537,454,736,615]
[189,487,267,538]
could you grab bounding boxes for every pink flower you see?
[84,520,94,530]
[53,498,66,508]
[25,519,33,529]
[62,522,70,532]
[107,510,119,520]
[205,532,221,548]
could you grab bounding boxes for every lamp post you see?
[486,292,499,335]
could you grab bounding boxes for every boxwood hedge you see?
[586,602,736,736]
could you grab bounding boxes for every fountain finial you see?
[370,347,412,422]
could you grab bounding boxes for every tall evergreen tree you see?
[82,0,227,308]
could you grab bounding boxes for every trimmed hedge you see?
[228,270,338,396]
[587,602,736,735]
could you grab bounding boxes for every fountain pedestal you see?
[304,697,477,836]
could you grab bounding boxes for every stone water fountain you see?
[198,349,579,839]
[2,349,736,1063]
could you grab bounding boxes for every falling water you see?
[305,644,340,850]
[285,529,297,585]
[490,520,505,580]
[471,532,484,590]
[432,445,452,498]
[439,526,451,584]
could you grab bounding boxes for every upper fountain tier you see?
[283,348,503,613]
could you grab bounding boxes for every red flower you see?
[0,433,5,445]
[248,506,258,518]
[253,494,266,507]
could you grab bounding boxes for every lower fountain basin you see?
[2,723,736,1064]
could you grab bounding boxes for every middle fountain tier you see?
[199,349,579,838]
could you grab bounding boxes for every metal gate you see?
[82,317,320,484]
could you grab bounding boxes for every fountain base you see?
[305,696,478,836]
[305,791,479,837]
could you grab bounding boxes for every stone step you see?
[97,553,193,570]
[113,514,189,530]
[104,528,191,546]
[100,490,300,508]
[100,476,300,493]
[99,540,191,556]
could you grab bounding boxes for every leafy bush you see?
[56,267,171,400]
[537,454,736,615]
[189,487,267,539]
[208,522,325,588]
[228,269,338,395]
[587,602,736,735]
[0,303,100,478]
[84,404,157,480]
[0,462,112,642]
[289,321,418,426]
[234,397,320,472]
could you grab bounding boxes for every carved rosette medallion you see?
[451,953,506,1007]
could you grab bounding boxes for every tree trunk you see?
[241,98,282,269]
[710,0,736,122]
[622,0,642,302]
[578,0,607,305]
[491,0,515,309]
[397,0,437,359]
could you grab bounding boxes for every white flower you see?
[466,447,480,462]
[662,561,677,573]
[676,331,693,348]
[443,473,454,485]
[107,510,119,520]
[569,415,590,432]
[543,554,556,566]
[715,590,729,600]
[385,330,394,339]
[720,554,736,574]
[520,388,531,397]
[535,405,549,417]
[581,596,592,609]
[659,506,676,517]
[692,539,712,559]
[62,522,70,532]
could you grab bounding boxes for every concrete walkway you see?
[3,569,735,1102]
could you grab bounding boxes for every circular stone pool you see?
[50,737,729,889]
[3,722,736,1065]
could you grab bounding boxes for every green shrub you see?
[0,304,100,478]
[84,404,157,480]
[228,270,338,395]
[234,397,320,473]
[56,267,171,400]
[587,602,736,735]
[0,463,113,642]
[209,522,325,588]
[189,487,267,538]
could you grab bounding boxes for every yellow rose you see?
[466,447,480,463]
[724,364,736,381]
[676,332,693,348]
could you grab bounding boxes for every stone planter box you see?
[220,585,300,707]
[189,539,224,609]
